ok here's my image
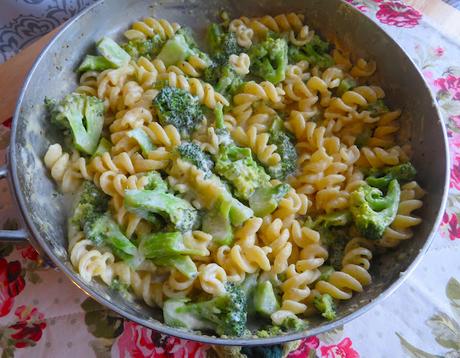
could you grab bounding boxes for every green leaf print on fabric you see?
[81,298,124,339]
[446,277,460,322]
[397,333,443,358]
[427,313,460,350]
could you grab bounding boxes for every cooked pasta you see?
[43,11,425,337]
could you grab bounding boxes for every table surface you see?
[0,1,460,357]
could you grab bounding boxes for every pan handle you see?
[0,165,29,242]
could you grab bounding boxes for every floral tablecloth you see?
[0,1,460,357]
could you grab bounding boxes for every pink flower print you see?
[422,70,436,88]
[434,75,460,101]
[434,47,445,57]
[288,336,320,357]
[376,2,422,28]
[442,213,460,241]
[163,336,208,357]
[451,115,460,127]
[116,321,157,358]
[345,0,369,12]
[0,259,25,317]
[9,305,47,348]
[320,337,360,358]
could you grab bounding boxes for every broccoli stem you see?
[97,37,131,68]
[253,281,280,317]
[153,255,197,279]
[139,232,202,259]
[77,55,115,73]
[127,127,156,157]
[248,184,290,217]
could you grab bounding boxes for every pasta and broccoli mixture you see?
[43,13,424,337]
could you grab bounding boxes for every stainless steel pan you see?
[0,0,449,346]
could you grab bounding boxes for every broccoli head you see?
[71,181,109,228]
[249,36,288,84]
[215,144,270,201]
[153,87,204,136]
[204,63,244,98]
[45,93,104,155]
[122,35,164,60]
[124,189,198,232]
[143,171,168,192]
[350,180,401,240]
[336,78,357,97]
[366,162,416,191]
[177,142,214,178]
[266,117,297,180]
[288,35,334,69]
[313,293,337,321]
[163,282,247,336]
[207,23,243,62]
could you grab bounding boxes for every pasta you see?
[43,12,425,337]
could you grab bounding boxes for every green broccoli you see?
[45,93,104,155]
[139,232,203,259]
[213,103,232,145]
[143,171,168,192]
[313,210,353,232]
[266,117,298,180]
[121,35,164,60]
[126,127,156,157]
[177,142,214,178]
[70,181,109,228]
[96,37,131,68]
[255,325,283,338]
[366,162,416,191]
[249,36,288,84]
[253,281,280,317]
[354,127,372,149]
[350,180,401,240]
[204,63,244,98]
[163,283,247,336]
[248,184,290,217]
[154,255,197,279]
[336,78,357,97]
[124,189,198,232]
[318,265,335,282]
[313,293,337,321]
[152,86,204,136]
[207,23,243,62]
[279,316,308,331]
[367,99,389,116]
[84,213,138,261]
[288,35,334,69]
[92,137,112,158]
[202,198,233,246]
[215,144,270,201]
[77,55,115,73]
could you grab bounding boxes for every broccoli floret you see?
[318,265,335,282]
[253,281,280,317]
[204,63,244,98]
[350,180,400,240]
[366,162,416,191]
[279,316,308,331]
[71,181,109,228]
[248,184,290,217]
[154,255,197,279]
[207,23,243,62]
[77,55,115,73]
[126,127,156,157]
[139,232,203,258]
[153,86,204,136]
[45,93,104,155]
[121,35,164,60]
[92,137,112,158]
[163,283,247,336]
[288,35,334,69]
[255,325,283,338]
[241,345,283,358]
[84,212,137,261]
[367,99,389,116]
[336,78,357,97]
[249,36,288,84]
[143,171,168,192]
[124,189,198,232]
[96,37,131,68]
[313,210,353,232]
[177,142,214,177]
[215,144,270,201]
[314,293,337,321]
[266,117,297,180]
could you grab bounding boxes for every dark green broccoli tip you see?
[267,118,298,180]
[324,229,349,270]
[215,144,270,201]
[127,127,156,157]
[253,281,280,317]
[46,93,105,155]
[71,181,108,228]
[367,99,389,116]
[241,345,283,358]
[280,316,308,331]
[97,36,131,68]
[124,189,198,232]
[84,212,137,261]
[249,183,290,217]
[177,142,214,177]
[350,180,400,240]
[314,293,337,321]
[153,86,204,136]
[77,55,115,73]
[249,36,288,84]
[207,23,243,62]
[121,35,164,60]
[139,231,202,258]
[164,282,247,336]
[288,35,334,69]
[204,63,244,98]
[143,171,168,192]
[336,78,357,97]
[366,163,417,191]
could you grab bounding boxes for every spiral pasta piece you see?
[124,17,180,40]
